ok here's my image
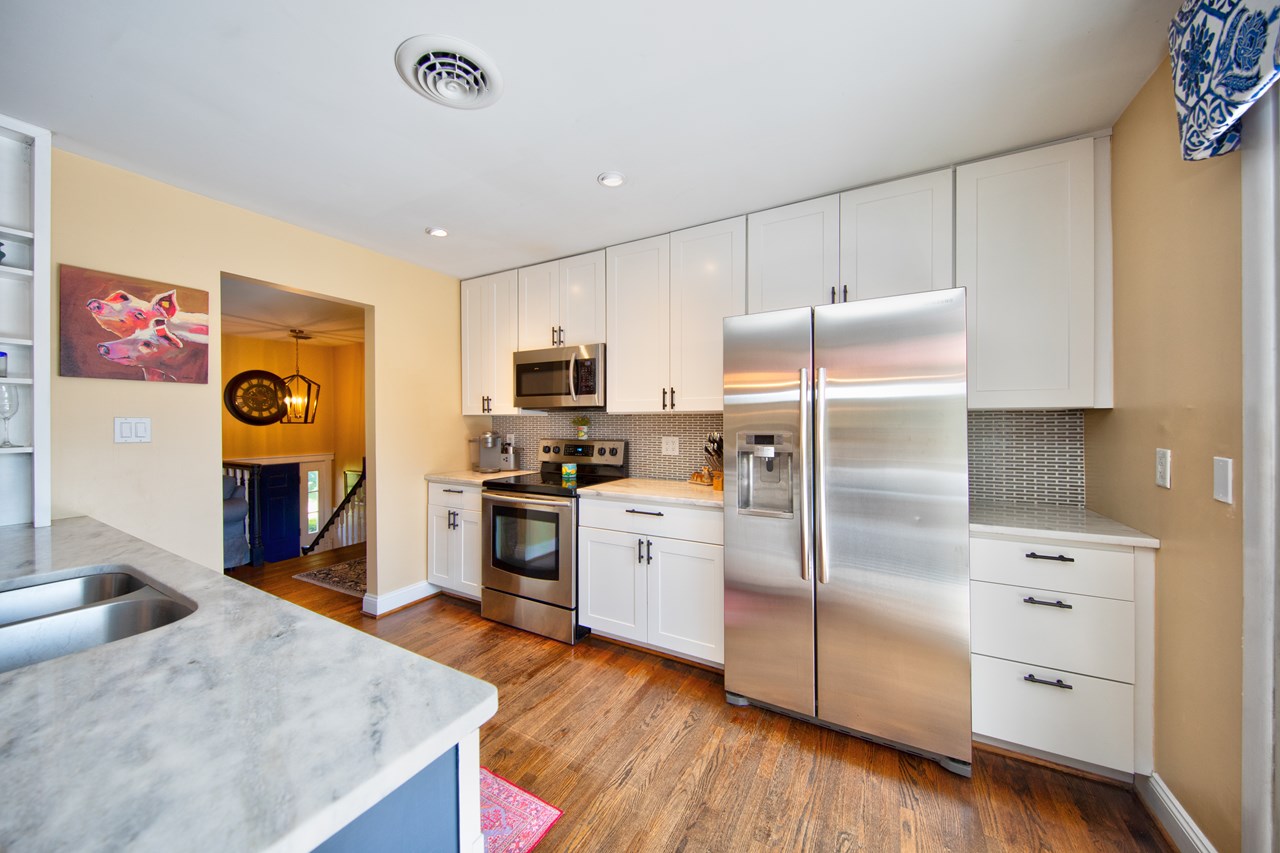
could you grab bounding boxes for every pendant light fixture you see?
[281,329,320,424]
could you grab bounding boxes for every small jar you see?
[0,351,7,378]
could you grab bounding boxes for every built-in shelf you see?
[0,225,35,243]
[0,446,33,455]
[0,377,33,385]
[0,336,34,347]
[0,266,33,280]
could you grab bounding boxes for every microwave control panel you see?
[574,358,597,393]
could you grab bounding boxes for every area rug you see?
[292,558,366,598]
[480,767,562,853]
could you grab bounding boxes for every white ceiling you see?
[221,274,365,345]
[0,1,1179,281]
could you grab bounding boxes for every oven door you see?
[482,491,577,608]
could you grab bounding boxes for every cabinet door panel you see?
[747,194,839,313]
[455,509,482,599]
[671,217,746,412]
[518,260,560,350]
[489,270,520,415]
[459,278,488,416]
[606,235,670,413]
[840,169,952,300]
[579,527,648,642]
[957,139,1095,408]
[648,537,724,663]
[427,504,455,589]
[559,250,607,345]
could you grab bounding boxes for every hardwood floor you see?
[232,553,1172,852]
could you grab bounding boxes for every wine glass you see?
[0,384,19,448]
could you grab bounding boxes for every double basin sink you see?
[0,569,195,674]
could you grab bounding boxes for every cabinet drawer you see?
[972,653,1134,772]
[971,536,1133,600]
[428,481,481,512]
[579,498,723,545]
[971,580,1134,683]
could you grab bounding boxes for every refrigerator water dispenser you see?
[735,432,795,518]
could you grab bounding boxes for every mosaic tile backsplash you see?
[491,409,1084,506]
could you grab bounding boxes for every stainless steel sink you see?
[0,572,195,674]
[0,571,146,627]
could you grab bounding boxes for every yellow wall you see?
[1085,60,1242,850]
[51,150,466,595]
[221,336,338,460]
[331,342,367,489]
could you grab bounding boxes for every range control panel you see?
[536,438,626,466]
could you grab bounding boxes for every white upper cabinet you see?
[670,217,746,412]
[957,138,1106,409]
[517,250,606,350]
[606,235,671,413]
[460,269,519,415]
[747,194,840,312]
[839,169,953,300]
[607,219,745,413]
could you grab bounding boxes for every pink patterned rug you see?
[480,767,562,853]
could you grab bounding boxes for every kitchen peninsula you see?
[0,517,497,852]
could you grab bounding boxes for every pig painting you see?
[60,265,209,383]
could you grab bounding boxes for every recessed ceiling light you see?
[597,171,626,188]
[425,227,449,237]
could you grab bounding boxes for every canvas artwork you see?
[59,265,210,383]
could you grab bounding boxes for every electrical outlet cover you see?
[661,436,679,456]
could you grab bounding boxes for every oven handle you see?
[483,491,572,508]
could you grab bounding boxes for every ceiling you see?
[221,274,365,345]
[0,1,1180,280]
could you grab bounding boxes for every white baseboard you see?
[362,580,437,616]
[1136,773,1217,853]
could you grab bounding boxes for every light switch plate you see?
[661,436,679,456]
[1213,457,1233,504]
[1155,448,1171,489]
[114,417,151,444]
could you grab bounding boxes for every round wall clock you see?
[223,370,289,426]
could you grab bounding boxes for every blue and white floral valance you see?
[1170,0,1280,159]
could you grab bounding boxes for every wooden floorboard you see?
[232,557,1172,852]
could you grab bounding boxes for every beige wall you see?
[331,342,367,488]
[1085,59,1243,851]
[51,151,466,595]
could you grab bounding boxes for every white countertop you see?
[970,501,1160,548]
[424,468,534,486]
[0,517,498,852]
[577,477,725,508]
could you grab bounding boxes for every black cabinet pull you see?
[646,539,653,565]
[558,326,565,346]
[1024,674,1073,690]
[638,538,645,563]
[443,488,463,493]
[842,284,848,302]
[1025,551,1074,563]
[1023,596,1073,609]
[830,286,836,304]
[626,509,665,517]
[662,388,668,410]
[552,325,557,346]
[670,387,676,409]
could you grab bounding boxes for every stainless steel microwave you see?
[512,344,605,409]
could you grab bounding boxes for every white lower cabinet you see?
[427,483,482,599]
[970,533,1149,774]
[578,497,724,664]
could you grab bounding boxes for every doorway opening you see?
[218,273,371,590]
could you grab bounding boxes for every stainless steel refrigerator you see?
[723,288,971,775]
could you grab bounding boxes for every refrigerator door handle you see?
[814,366,830,584]
[798,367,813,581]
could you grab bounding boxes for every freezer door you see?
[813,289,971,763]
[723,307,815,716]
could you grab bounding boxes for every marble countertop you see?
[577,477,725,507]
[970,501,1160,548]
[424,468,534,486]
[0,517,498,852]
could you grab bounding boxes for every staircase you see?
[304,468,366,555]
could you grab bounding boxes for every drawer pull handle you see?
[1025,551,1075,563]
[443,488,464,494]
[1024,674,1074,690]
[1023,596,1073,609]
[625,509,665,517]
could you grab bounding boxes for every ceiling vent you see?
[395,35,503,110]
